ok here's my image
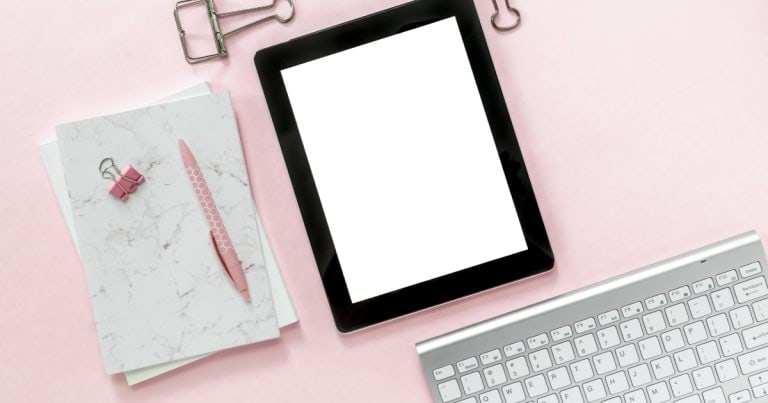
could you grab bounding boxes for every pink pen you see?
[178,139,251,302]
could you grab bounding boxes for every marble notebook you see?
[40,83,297,385]
[56,92,280,374]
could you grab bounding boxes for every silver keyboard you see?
[417,231,768,403]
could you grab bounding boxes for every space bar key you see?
[738,346,768,374]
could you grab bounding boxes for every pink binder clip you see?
[99,158,145,201]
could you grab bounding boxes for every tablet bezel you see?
[255,0,554,333]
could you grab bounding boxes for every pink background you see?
[2,0,768,401]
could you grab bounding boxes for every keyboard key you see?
[692,367,717,389]
[683,321,708,344]
[460,372,484,395]
[551,325,573,342]
[537,394,558,403]
[547,366,571,390]
[651,356,674,379]
[483,364,507,387]
[438,379,462,402]
[730,306,754,329]
[621,318,644,342]
[645,294,668,310]
[599,310,621,326]
[688,296,712,319]
[575,318,596,334]
[639,336,663,360]
[617,344,640,367]
[665,303,689,326]
[740,262,762,278]
[597,326,621,349]
[643,311,667,334]
[702,387,726,403]
[728,389,750,403]
[504,341,525,357]
[457,357,479,374]
[527,333,550,349]
[624,389,648,403]
[622,302,644,318]
[560,387,585,403]
[479,389,502,403]
[628,363,652,387]
[674,349,698,372]
[434,365,455,381]
[552,341,575,365]
[606,371,630,394]
[749,370,768,387]
[754,383,768,398]
[646,381,671,403]
[676,396,701,403]
[570,359,594,382]
[720,333,744,357]
[661,328,685,352]
[670,373,693,397]
[706,314,731,337]
[604,398,622,403]
[711,288,735,311]
[525,374,549,397]
[693,278,715,294]
[716,359,740,381]
[696,341,721,364]
[583,379,606,402]
[501,382,525,403]
[506,357,530,380]
[593,351,617,374]
[529,349,553,372]
[457,398,477,403]
[754,298,768,321]
[739,346,768,374]
[670,286,691,302]
[716,270,739,286]
[735,276,768,304]
[480,349,502,365]
[574,334,598,357]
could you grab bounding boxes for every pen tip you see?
[241,290,251,303]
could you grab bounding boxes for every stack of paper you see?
[40,83,296,385]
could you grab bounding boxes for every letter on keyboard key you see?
[525,374,548,397]
[483,364,507,387]
[593,351,617,374]
[624,389,648,403]
[650,356,674,379]
[646,381,670,403]
[606,371,630,394]
[662,329,685,352]
[461,372,484,395]
[617,344,640,367]
[684,321,708,344]
[438,379,462,402]
[501,382,525,403]
[560,387,585,403]
[738,346,768,374]
[570,359,594,382]
[642,311,667,334]
[674,349,698,372]
[628,363,652,387]
[735,277,768,304]
[639,336,663,360]
[479,389,502,403]
[547,367,571,390]
[583,379,606,402]
[506,357,529,380]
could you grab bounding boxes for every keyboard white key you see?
[547,366,571,390]
[670,373,693,397]
[711,288,735,311]
[731,306,754,329]
[738,346,768,374]
[597,326,621,349]
[457,398,476,403]
[501,382,525,403]
[458,357,479,373]
[716,359,740,382]
[438,379,462,402]
[677,396,702,403]
[527,333,550,349]
[670,286,692,302]
[754,298,768,321]
[728,389,750,403]
[702,387,726,403]
[662,328,685,352]
[684,321,708,344]
[639,336,663,360]
[506,357,530,380]
[575,318,596,334]
[530,349,553,372]
[697,341,721,364]
[617,344,640,367]
[646,294,668,310]
[754,383,768,398]
[560,387,585,403]
[716,270,739,286]
[743,322,768,349]
[720,333,744,356]
[461,372,484,394]
[593,351,617,374]
[483,364,507,387]
[552,341,575,365]
[570,359,594,382]
[480,349,502,365]
[625,389,648,403]
[604,398,622,403]
[525,374,549,397]
[665,303,689,326]
[706,314,731,337]
[434,365,455,381]
[582,379,606,402]
[629,363,652,387]
[693,278,715,294]
[606,371,629,394]
[735,277,768,304]
[599,310,621,326]
[551,325,573,342]
[692,366,717,389]
[689,296,712,319]
[574,334,598,357]
[479,390,502,403]
[623,302,644,318]
[643,311,667,334]
[740,262,762,278]
[748,370,768,387]
[621,319,644,342]
[674,348,698,372]
[647,381,671,403]
[651,356,675,379]
[504,341,525,357]
[537,394,558,403]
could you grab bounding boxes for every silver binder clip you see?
[174,0,296,64]
[491,0,521,32]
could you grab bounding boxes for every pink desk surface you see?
[2,0,768,401]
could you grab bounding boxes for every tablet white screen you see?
[281,17,527,303]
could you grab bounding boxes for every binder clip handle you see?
[491,0,521,32]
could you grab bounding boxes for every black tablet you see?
[255,0,553,332]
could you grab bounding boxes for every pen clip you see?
[210,230,235,285]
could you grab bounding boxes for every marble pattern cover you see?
[56,92,279,374]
